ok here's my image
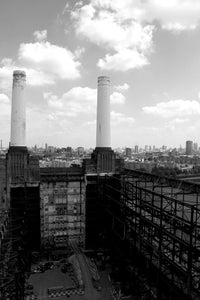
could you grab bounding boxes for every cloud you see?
[46,87,126,117]
[25,69,55,86]
[19,40,81,80]
[150,0,200,32]
[45,87,97,117]
[97,48,149,71]
[33,30,47,42]
[143,99,200,118]
[74,47,85,59]
[164,118,189,131]
[90,0,200,32]
[169,118,189,124]
[0,93,10,116]
[71,2,154,71]
[111,111,135,125]
[70,0,200,71]
[110,92,125,104]
[0,93,11,144]
[114,83,130,91]
[0,57,55,89]
[0,93,9,103]
[0,58,15,91]
[84,111,135,127]
[0,33,82,89]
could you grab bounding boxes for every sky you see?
[1,0,200,149]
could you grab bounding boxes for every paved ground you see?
[28,256,112,300]
[29,267,73,299]
[76,254,101,300]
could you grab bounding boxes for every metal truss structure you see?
[102,169,200,300]
[0,210,26,300]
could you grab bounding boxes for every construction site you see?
[1,72,200,299]
[97,169,200,299]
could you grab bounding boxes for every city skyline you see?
[1,1,200,148]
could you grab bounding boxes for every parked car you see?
[33,266,43,273]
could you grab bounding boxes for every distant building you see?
[66,147,72,158]
[125,147,132,157]
[186,140,193,155]
[162,145,167,151]
[135,145,139,153]
[193,142,198,153]
[77,147,84,155]
[48,146,55,153]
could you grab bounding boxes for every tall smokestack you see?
[96,76,111,148]
[10,70,26,147]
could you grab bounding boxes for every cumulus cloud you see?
[90,0,200,32]
[45,87,97,117]
[0,32,82,89]
[46,87,126,117]
[143,99,200,118]
[110,92,126,104]
[70,0,200,71]
[19,41,81,80]
[98,49,149,71]
[33,30,47,42]
[114,83,130,91]
[0,93,9,103]
[71,2,154,71]
[0,57,54,89]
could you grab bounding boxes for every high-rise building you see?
[186,140,193,155]
[135,145,139,153]
[125,147,132,157]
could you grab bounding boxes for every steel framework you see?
[0,209,26,300]
[101,169,200,299]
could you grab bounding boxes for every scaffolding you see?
[101,170,200,300]
[0,210,26,300]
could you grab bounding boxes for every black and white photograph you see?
[0,1,200,299]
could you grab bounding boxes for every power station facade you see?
[1,71,200,300]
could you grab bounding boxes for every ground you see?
[28,254,112,300]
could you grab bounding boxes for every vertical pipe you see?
[96,76,111,148]
[10,70,26,146]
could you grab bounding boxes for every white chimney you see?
[10,70,26,147]
[96,76,111,148]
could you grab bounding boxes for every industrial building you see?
[0,72,200,300]
[40,166,86,250]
